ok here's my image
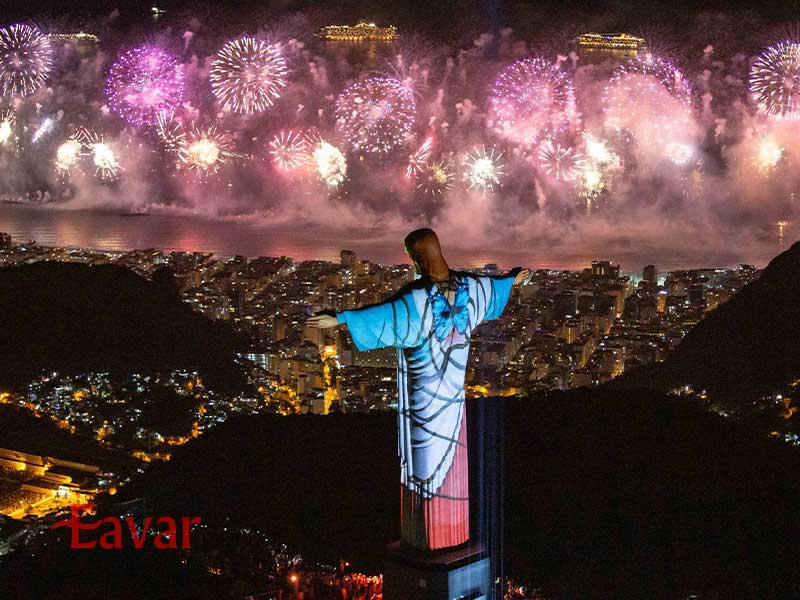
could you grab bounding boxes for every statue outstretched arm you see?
[336,293,422,351]
[475,267,528,323]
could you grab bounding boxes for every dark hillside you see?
[0,262,244,388]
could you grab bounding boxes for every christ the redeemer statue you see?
[308,229,528,552]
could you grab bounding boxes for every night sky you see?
[6,0,798,41]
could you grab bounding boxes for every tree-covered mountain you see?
[0,262,244,388]
[619,240,800,401]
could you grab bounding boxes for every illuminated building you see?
[317,22,398,42]
[0,447,100,518]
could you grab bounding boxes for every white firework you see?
[269,130,310,172]
[464,147,505,191]
[312,140,347,187]
[91,141,120,181]
[210,36,288,114]
[0,23,52,96]
[0,110,14,145]
[538,140,585,182]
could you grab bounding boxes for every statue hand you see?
[307,311,339,329]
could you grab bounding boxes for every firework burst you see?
[489,57,574,145]
[665,142,695,166]
[383,34,440,97]
[580,163,605,196]
[105,46,185,126]
[464,147,505,192]
[0,24,52,96]
[311,140,347,186]
[604,55,693,149]
[605,55,692,109]
[210,36,288,114]
[750,41,800,120]
[753,136,784,173]
[54,138,83,175]
[91,141,120,181]
[155,112,186,153]
[538,140,585,182]
[178,126,233,174]
[578,163,605,213]
[269,130,310,172]
[582,133,621,169]
[54,128,109,179]
[335,76,416,155]
[417,160,454,196]
[0,110,14,145]
[406,136,433,178]
[577,133,621,211]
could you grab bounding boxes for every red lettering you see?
[125,516,152,549]
[50,504,101,549]
[51,506,201,550]
[180,516,201,549]
[98,517,122,549]
[153,517,177,549]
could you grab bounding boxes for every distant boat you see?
[119,212,149,217]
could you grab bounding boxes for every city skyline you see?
[0,230,770,408]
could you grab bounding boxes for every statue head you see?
[404,228,448,277]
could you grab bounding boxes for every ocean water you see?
[0,203,783,271]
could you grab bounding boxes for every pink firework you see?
[269,130,310,171]
[489,57,574,145]
[335,76,416,155]
[604,55,691,111]
[603,55,694,149]
[105,46,185,126]
[406,136,433,178]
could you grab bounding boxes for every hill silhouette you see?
[618,240,800,400]
[111,391,800,599]
[0,261,244,388]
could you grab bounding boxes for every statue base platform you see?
[382,541,491,600]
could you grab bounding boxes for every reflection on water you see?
[0,204,781,270]
[0,204,407,264]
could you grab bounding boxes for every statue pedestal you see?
[383,541,491,600]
